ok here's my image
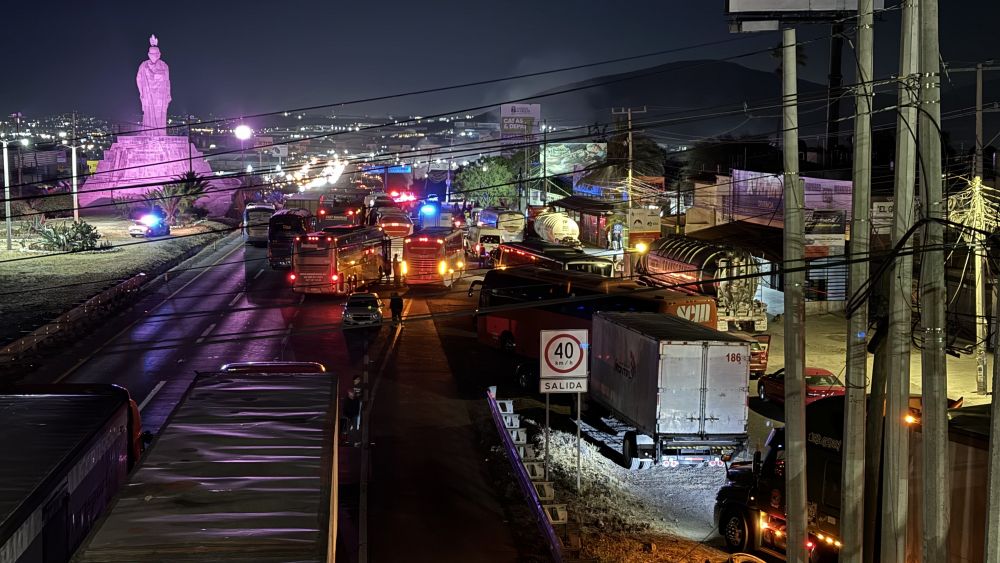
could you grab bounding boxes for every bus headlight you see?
[401,261,408,275]
[438,261,447,275]
[456,261,464,269]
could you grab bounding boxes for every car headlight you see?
[343,311,352,318]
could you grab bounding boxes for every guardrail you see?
[486,386,565,563]
[0,231,236,368]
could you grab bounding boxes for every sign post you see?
[539,329,589,488]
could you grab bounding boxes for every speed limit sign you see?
[540,330,588,393]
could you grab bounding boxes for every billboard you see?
[627,208,660,233]
[804,209,846,258]
[730,169,853,230]
[727,0,885,16]
[542,142,606,176]
[500,103,541,146]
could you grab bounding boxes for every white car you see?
[342,292,383,326]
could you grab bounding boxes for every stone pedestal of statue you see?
[79,134,238,217]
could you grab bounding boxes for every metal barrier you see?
[486,386,564,563]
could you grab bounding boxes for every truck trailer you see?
[590,312,751,469]
[714,395,990,562]
[72,362,339,562]
[0,384,143,563]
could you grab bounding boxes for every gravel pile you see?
[521,416,731,563]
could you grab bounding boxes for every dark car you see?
[342,292,383,326]
[757,367,845,405]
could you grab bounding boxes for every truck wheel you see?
[621,431,641,470]
[720,509,750,552]
[758,382,768,401]
[500,332,516,355]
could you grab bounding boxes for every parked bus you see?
[377,210,414,266]
[469,266,721,388]
[243,203,276,246]
[290,225,385,294]
[495,240,614,277]
[268,208,314,269]
[403,226,465,286]
[478,207,525,242]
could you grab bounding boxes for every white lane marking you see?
[195,322,218,344]
[56,239,243,383]
[227,292,243,308]
[253,268,264,280]
[138,380,166,412]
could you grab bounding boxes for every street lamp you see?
[234,124,252,177]
[2,139,11,250]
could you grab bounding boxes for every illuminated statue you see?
[136,34,171,135]
[80,34,238,216]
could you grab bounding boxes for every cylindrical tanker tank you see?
[533,212,581,246]
[639,236,765,331]
[478,208,525,242]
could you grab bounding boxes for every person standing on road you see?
[391,254,402,286]
[389,292,403,324]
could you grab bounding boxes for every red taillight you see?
[331,274,339,281]
[295,236,301,242]
[289,273,297,281]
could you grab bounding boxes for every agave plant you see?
[36,221,101,251]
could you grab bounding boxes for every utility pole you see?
[840,2,873,561]
[12,112,24,195]
[918,0,950,560]
[977,63,984,180]
[612,106,647,209]
[781,27,809,563]
[825,22,845,168]
[542,121,547,205]
[71,112,79,222]
[986,269,1000,562]
[881,0,919,559]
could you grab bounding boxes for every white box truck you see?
[590,311,750,468]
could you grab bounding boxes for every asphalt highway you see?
[27,236,538,562]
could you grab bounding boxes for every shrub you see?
[35,221,102,252]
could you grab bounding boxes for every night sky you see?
[3,1,999,126]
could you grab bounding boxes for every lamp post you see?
[234,124,253,177]
[3,139,11,250]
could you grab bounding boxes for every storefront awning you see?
[548,196,626,215]
[686,220,784,262]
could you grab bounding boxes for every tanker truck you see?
[478,207,525,243]
[637,236,767,332]
[533,211,581,246]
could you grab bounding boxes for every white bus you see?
[242,203,276,246]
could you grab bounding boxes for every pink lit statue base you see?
[79,134,239,218]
